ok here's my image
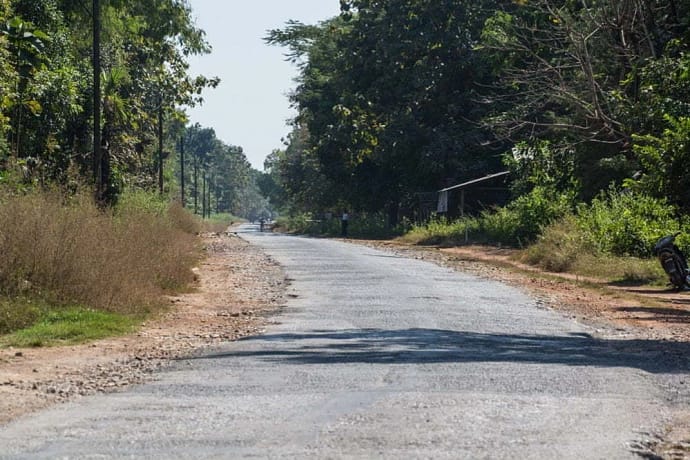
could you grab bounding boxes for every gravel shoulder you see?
[353,239,690,458]
[0,231,286,426]
[0,231,688,457]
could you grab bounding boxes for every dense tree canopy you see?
[3,0,689,224]
[0,0,260,216]
[266,0,690,221]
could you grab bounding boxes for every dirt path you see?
[0,232,688,457]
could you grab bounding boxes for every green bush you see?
[402,216,481,246]
[275,213,324,234]
[523,214,591,272]
[480,186,574,246]
[0,298,43,335]
[348,212,400,239]
[115,189,169,217]
[277,212,402,239]
[576,188,679,257]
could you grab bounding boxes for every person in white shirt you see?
[341,210,349,237]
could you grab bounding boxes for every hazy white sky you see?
[185,1,341,170]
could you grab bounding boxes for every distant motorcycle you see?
[653,232,690,290]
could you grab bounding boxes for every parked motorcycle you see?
[653,232,690,290]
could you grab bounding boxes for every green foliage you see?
[621,39,690,136]
[175,123,257,220]
[524,215,665,283]
[1,307,137,347]
[402,186,573,248]
[267,2,499,214]
[0,0,219,200]
[273,213,325,234]
[276,211,404,239]
[522,214,590,273]
[630,116,690,214]
[575,188,679,257]
[115,188,169,216]
[402,216,481,246]
[347,212,404,239]
[480,186,574,246]
[0,297,42,334]
[504,140,578,196]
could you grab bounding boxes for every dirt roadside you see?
[356,239,690,459]
[0,231,287,426]
[0,232,688,457]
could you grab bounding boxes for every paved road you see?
[0,224,685,459]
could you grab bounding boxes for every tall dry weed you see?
[0,191,200,314]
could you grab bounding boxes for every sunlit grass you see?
[403,215,668,286]
[0,307,139,348]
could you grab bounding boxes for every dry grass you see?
[522,215,665,284]
[0,191,201,319]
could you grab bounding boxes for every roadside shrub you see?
[480,186,574,247]
[277,212,403,239]
[167,201,202,234]
[402,216,481,246]
[523,214,592,272]
[576,188,678,257]
[0,298,43,335]
[275,213,316,233]
[114,189,169,217]
[0,190,200,316]
[524,189,675,281]
[202,212,243,233]
[347,212,399,239]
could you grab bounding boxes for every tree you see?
[267,1,499,218]
[479,0,690,199]
[178,123,254,217]
[0,0,218,202]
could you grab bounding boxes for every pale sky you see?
[185,1,341,170]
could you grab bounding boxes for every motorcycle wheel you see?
[661,252,687,289]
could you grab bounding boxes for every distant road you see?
[0,223,683,459]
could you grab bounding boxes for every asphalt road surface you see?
[0,224,686,459]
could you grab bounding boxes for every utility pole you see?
[179,135,185,207]
[92,0,101,199]
[158,97,164,194]
[193,155,198,214]
[202,173,207,219]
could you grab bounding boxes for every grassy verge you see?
[0,189,203,347]
[0,305,139,348]
[203,212,245,233]
[402,215,668,286]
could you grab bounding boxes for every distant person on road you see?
[341,210,349,237]
[259,218,265,232]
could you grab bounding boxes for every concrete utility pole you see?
[180,136,185,206]
[158,98,164,194]
[92,0,101,196]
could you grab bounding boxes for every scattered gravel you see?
[0,231,286,426]
[1,232,687,458]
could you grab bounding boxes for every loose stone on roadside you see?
[0,230,286,426]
